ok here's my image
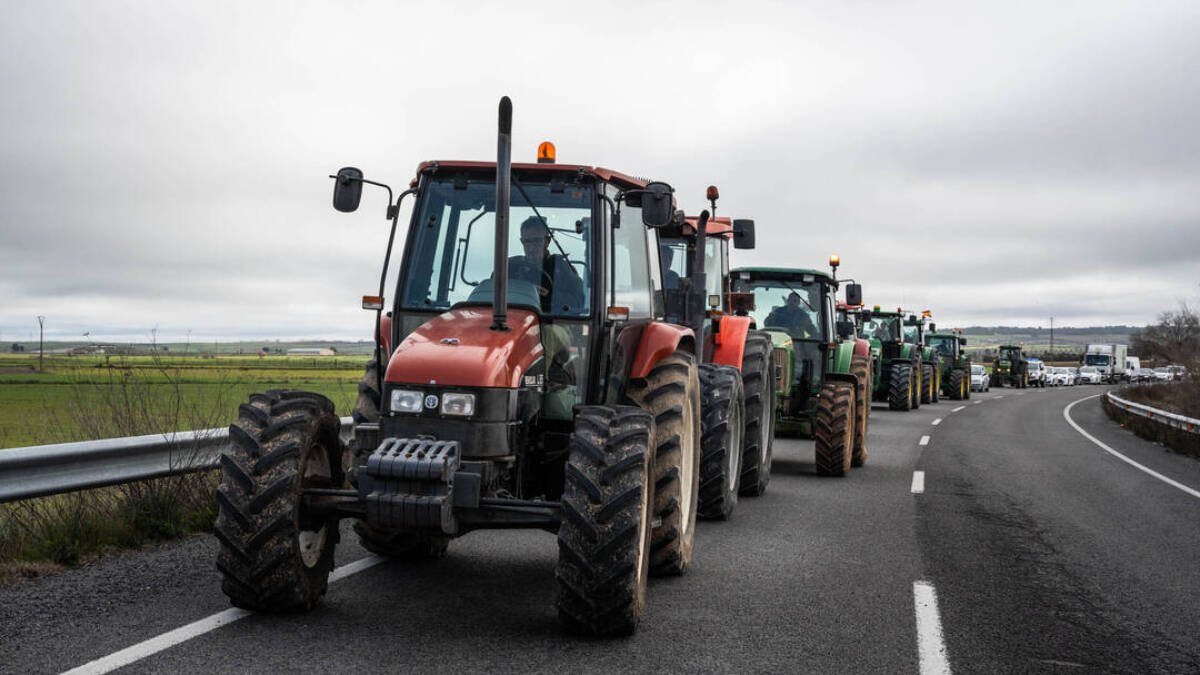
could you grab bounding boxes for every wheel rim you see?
[298,442,331,569]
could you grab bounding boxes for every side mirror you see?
[929,323,937,332]
[959,337,967,346]
[732,219,756,249]
[845,283,863,307]
[860,308,872,321]
[333,167,364,213]
[640,181,674,228]
[836,321,856,339]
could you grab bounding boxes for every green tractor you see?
[729,260,872,475]
[860,307,923,411]
[903,313,941,405]
[991,344,1029,388]
[925,326,971,400]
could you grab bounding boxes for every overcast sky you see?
[2,0,1197,342]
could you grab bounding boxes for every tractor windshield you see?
[928,335,957,357]
[733,278,823,339]
[400,176,593,316]
[903,324,921,343]
[862,315,902,342]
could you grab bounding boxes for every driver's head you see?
[520,216,550,262]
[660,244,674,266]
[786,292,801,308]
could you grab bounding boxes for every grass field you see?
[0,353,364,448]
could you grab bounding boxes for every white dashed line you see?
[1063,395,1200,500]
[914,581,952,674]
[911,471,925,494]
[994,395,1005,399]
[952,406,965,412]
[919,435,930,446]
[61,555,386,675]
[973,400,982,405]
[931,419,942,426]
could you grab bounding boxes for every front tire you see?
[814,381,855,476]
[697,364,744,521]
[215,391,344,612]
[920,364,934,404]
[888,362,913,411]
[850,356,870,467]
[947,368,966,401]
[556,405,654,636]
[624,351,701,577]
[738,331,776,497]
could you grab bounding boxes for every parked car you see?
[1027,358,1047,387]
[970,363,990,392]
[1047,367,1070,386]
[1078,365,1103,384]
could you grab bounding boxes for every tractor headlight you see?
[440,392,476,417]
[390,389,423,413]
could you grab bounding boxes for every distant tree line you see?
[1131,303,1199,367]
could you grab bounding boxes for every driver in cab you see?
[509,216,584,313]
[766,291,819,338]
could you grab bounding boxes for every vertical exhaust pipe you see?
[492,96,513,331]
[691,209,710,360]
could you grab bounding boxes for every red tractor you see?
[657,194,776,520]
[214,98,705,636]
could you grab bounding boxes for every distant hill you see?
[955,326,1139,356]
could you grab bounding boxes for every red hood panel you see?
[385,308,544,388]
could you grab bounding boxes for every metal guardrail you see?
[1105,392,1200,434]
[0,417,354,504]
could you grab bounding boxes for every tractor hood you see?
[385,308,544,388]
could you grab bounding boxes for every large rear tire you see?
[889,362,913,411]
[215,391,343,612]
[947,368,966,401]
[850,356,870,467]
[738,331,776,497]
[920,364,934,404]
[814,381,855,476]
[697,364,744,521]
[556,405,654,637]
[624,351,701,577]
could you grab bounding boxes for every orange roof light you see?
[537,141,556,164]
[829,253,840,268]
[706,185,720,201]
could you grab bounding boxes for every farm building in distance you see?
[286,347,338,356]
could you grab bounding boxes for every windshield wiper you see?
[511,177,571,261]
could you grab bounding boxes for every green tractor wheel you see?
[888,362,914,411]
[850,356,870,467]
[920,364,934,405]
[911,364,922,410]
[814,380,855,476]
[947,368,965,401]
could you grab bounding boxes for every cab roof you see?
[413,160,650,191]
[731,266,834,283]
[684,215,735,238]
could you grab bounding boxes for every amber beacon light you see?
[537,141,556,164]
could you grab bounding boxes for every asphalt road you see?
[1,385,1197,674]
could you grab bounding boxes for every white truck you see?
[1083,343,1128,383]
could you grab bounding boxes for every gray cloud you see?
[2,0,1198,341]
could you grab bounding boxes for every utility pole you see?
[37,315,45,372]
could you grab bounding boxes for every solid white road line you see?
[913,581,952,675]
[61,555,386,675]
[932,419,942,426]
[1063,395,1200,500]
[952,406,965,412]
[919,435,930,446]
[911,471,926,494]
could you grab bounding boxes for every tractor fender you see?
[825,371,858,387]
[710,315,753,369]
[829,340,856,375]
[853,337,871,359]
[384,307,544,388]
[629,322,696,380]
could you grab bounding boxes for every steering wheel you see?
[509,258,554,297]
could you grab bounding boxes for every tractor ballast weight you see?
[729,265,872,475]
[215,98,705,637]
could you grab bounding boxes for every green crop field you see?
[0,354,367,449]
